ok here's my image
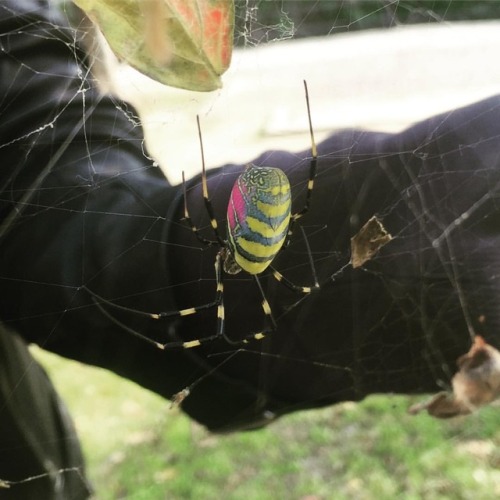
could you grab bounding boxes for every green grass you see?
[31,347,499,500]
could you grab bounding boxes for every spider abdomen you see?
[226,166,291,275]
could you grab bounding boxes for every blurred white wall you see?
[108,21,500,183]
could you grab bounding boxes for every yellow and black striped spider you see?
[87,81,319,350]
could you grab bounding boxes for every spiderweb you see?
[0,0,499,497]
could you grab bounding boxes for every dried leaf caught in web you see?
[170,387,191,408]
[73,0,234,91]
[409,336,500,418]
[350,216,392,269]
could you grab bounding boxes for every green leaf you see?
[73,0,234,91]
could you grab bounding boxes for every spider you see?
[87,80,319,350]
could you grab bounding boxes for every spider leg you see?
[181,115,227,247]
[182,171,218,246]
[228,274,277,345]
[271,225,320,293]
[198,115,226,246]
[84,284,219,321]
[254,273,278,330]
[287,80,318,241]
[91,299,188,350]
[270,268,318,293]
[83,251,227,349]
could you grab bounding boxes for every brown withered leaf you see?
[170,387,191,408]
[350,216,392,269]
[409,336,500,418]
